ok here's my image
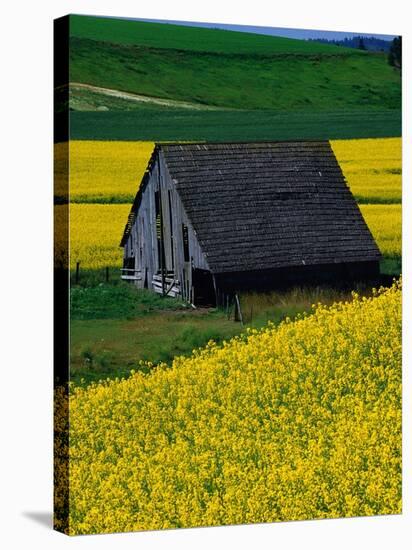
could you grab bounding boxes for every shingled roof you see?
[122,141,381,274]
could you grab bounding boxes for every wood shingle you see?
[159,141,381,274]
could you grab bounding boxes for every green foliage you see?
[380,257,402,276]
[80,346,94,366]
[388,37,402,70]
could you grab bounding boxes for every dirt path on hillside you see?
[70,82,224,110]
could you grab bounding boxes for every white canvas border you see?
[1,0,409,548]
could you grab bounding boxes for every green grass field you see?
[70,283,240,385]
[70,15,355,55]
[69,109,401,142]
[67,16,400,131]
[69,36,400,112]
[66,16,401,142]
[70,282,375,386]
[71,310,240,386]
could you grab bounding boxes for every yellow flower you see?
[55,280,402,535]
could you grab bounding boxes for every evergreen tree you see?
[388,36,402,71]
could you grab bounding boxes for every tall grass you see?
[238,284,376,326]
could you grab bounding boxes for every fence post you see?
[234,294,243,326]
[75,261,80,284]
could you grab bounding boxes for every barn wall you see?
[214,260,381,297]
[123,150,210,301]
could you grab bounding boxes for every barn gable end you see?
[120,147,210,302]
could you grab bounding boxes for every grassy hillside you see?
[70,15,356,55]
[68,15,400,113]
[65,15,401,142]
[69,37,400,111]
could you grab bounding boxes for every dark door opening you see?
[192,269,216,306]
[155,190,166,272]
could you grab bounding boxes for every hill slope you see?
[69,36,400,111]
[68,15,400,112]
[64,15,401,141]
[70,15,356,55]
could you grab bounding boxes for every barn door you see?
[154,191,165,274]
[192,269,216,306]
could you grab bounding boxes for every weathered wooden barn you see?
[120,141,381,305]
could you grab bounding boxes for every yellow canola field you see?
[360,204,401,259]
[60,138,401,205]
[54,139,401,271]
[331,138,401,204]
[54,204,131,270]
[57,203,401,271]
[56,282,401,534]
[55,141,155,202]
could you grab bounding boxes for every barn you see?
[120,141,381,305]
